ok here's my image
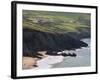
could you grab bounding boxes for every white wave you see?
[36,56,64,69]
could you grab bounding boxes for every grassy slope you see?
[23,10,90,33]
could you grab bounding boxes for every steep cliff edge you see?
[23,28,88,54]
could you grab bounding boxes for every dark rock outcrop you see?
[23,28,88,56]
[68,27,90,39]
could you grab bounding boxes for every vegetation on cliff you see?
[23,10,90,35]
[23,10,90,55]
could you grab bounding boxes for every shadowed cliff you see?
[23,10,90,57]
[23,28,88,55]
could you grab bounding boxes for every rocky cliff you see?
[23,28,88,55]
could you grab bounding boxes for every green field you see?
[23,10,91,33]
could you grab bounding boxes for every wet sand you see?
[22,38,90,69]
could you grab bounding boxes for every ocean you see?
[36,38,91,69]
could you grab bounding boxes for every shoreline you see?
[22,38,90,70]
[22,52,49,69]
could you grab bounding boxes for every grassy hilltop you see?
[23,10,91,34]
[23,10,90,53]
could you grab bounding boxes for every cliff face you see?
[23,10,90,56]
[23,28,88,54]
[67,27,90,39]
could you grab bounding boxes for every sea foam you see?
[36,56,64,69]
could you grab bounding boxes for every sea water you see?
[53,38,91,68]
[35,38,90,69]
